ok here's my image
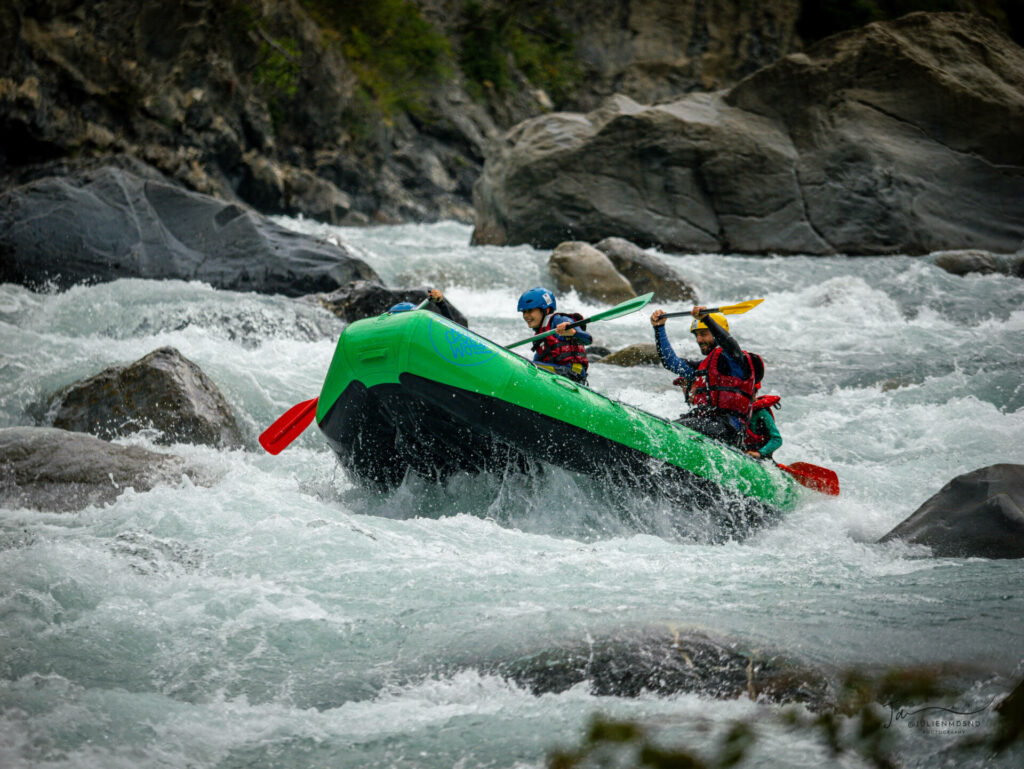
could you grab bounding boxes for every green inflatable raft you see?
[314,309,801,514]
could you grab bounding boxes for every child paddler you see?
[744,389,783,459]
[517,287,591,384]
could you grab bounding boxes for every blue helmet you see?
[517,287,556,314]
[388,302,416,313]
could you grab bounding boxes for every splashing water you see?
[2,221,1023,768]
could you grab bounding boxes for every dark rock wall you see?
[0,0,806,226]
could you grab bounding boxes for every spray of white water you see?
[2,221,1023,768]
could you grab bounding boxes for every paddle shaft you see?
[507,292,654,349]
[506,317,587,349]
[661,306,732,319]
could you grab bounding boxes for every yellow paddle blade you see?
[662,298,764,320]
[716,298,764,315]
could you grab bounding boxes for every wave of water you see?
[2,221,1023,768]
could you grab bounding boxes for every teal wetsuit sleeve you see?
[755,410,783,456]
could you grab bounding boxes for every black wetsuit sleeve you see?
[432,298,468,327]
[435,299,455,321]
[702,314,751,379]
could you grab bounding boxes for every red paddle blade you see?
[259,398,318,455]
[778,461,840,496]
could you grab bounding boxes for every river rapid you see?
[2,220,1023,768]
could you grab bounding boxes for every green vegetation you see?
[254,37,302,129]
[549,671,1024,769]
[548,717,758,769]
[797,0,1024,45]
[220,2,303,130]
[303,0,453,129]
[456,0,582,105]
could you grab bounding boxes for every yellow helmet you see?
[690,312,729,334]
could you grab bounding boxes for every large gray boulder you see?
[0,165,380,295]
[0,426,198,512]
[594,237,696,301]
[48,347,245,449]
[472,13,1024,255]
[878,464,1024,558]
[549,241,636,304]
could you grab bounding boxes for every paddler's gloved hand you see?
[555,321,576,337]
[428,288,443,303]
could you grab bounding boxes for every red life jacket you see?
[532,313,589,370]
[744,395,780,450]
[691,347,757,419]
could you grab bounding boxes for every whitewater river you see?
[2,220,1023,768]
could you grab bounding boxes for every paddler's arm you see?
[554,317,592,346]
[760,411,783,456]
[747,409,783,458]
[700,311,752,379]
[651,309,697,377]
[427,289,467,327]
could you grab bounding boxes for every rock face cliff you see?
[0,0,804,227]
[512,0,802,109]
[472,13,1024,255]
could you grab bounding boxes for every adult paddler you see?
[650,304,763,447]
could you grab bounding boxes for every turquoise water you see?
[2,221,1023,767]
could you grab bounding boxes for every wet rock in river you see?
[933,249,1001,276]
[48,347,245,449]
[933,249,1024,278]
[0,426,199,512]
[598,343,660,367]
[879,464,1024,558]
[482,625,832,708]
[549,241,636,304]
[594,237,696,302]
